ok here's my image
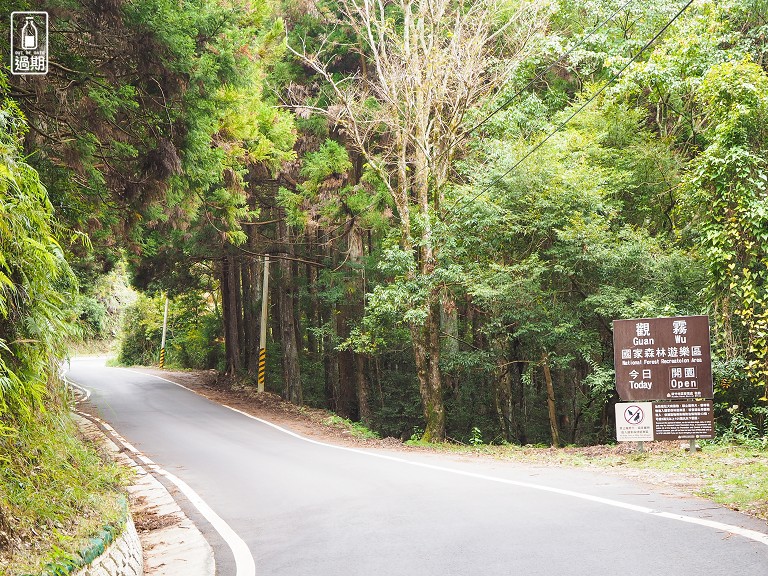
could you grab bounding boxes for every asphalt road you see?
[67,357,768,576]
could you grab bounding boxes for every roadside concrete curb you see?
[75,414,215,576]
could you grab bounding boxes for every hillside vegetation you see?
[0,77,125,573]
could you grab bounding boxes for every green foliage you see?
[442,94,702,442]
[122,0,297,302]
[279,139,392,234]
[689,59,768,388]
[368,355,424,439]
[0,70,126,573]
[118,291,223,370]
[0,75,77,429]
[118,294,166,367]
[74,295,109,340]
[408,428,425,444]
[301,140,353,189]
[167,292,225,370]
[469,426,484,446]
[715,405,768,450]
[322,414,381,439]
[0,408,126,574]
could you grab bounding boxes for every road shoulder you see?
[75,413,215,576]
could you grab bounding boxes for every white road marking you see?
[121,368,768,549]
[221,404,768,547]
[62,373,91,401]
[146,464,255,575]
[66,371,257,576]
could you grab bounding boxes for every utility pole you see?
[159,295,169,369]
[258,256,270,392]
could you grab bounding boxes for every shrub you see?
[118,291,223,369]
[117,293,164,366]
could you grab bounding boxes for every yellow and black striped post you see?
[257,347,266,391]
[258,256,270,393]
[159,295,169,369]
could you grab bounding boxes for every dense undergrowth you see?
[0,390,126,575]
[0,73,129,574]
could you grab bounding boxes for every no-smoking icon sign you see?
[624,405,644,424]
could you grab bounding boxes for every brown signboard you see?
[613,315,713,401]
[653,401,715,440]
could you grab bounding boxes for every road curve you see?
[67,357,768,576]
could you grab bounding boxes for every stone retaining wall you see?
[73,514,143,576]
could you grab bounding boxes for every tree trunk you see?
[542,353,560,448]
[242,257,255,376]
[323,316,340,411]
[355,354,372,425]
[306,228,320,358]
[336,340,357,418]
[321,240,339,410]
[441,292,459,395]
[221,255,241,375]
[233,254,245,370]
[349,224,371,423]
[277,217,302,405]
[493,354,513,443]
[220,258,232,373]
[335,226,357,418]
[412,297,445,442]
[512,356,528,445]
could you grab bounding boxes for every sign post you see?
[612,315,715,450]
[159,296,169,369]
[257,256,270,393]
[613,315,713,402]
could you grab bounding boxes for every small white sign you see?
[11,12,48,75]
[615,402,654,442]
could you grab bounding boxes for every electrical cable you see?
[464,0,637,137]
[442,0,696,222]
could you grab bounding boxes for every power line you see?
[464,0,637,138]
[284,0,638,241]
[400,0,639,199]
[443,0,696,222]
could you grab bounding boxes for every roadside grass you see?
[320,414,381,440]
[0,408,128,575]
[579,443,768,519]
